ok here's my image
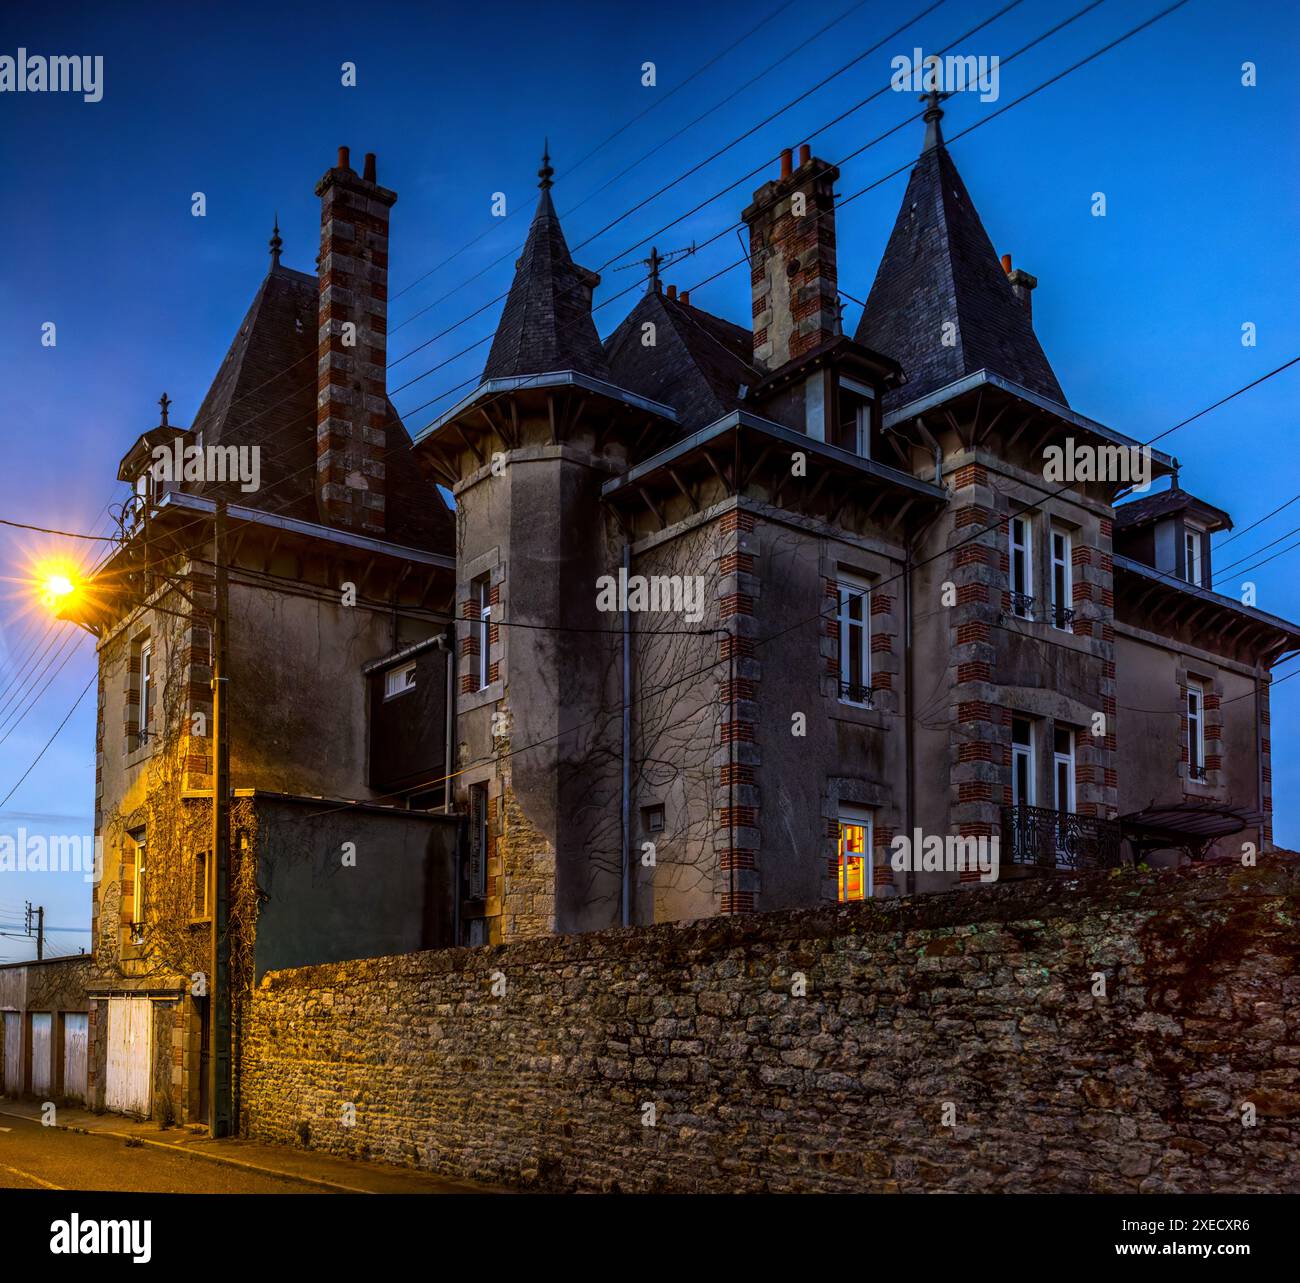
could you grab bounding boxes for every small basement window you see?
[384,660,417,699]
[642,804,665,833]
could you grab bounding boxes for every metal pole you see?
[208,500,232,1137]
[36,906,43,961]
[621,542,631,927]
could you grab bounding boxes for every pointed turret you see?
[856,93,1065,407]
[483,145,611,381]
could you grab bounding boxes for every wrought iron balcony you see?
[128,921,146,945]
[839,681,875,708]
[1188,763,1208,782]
[1050,602,1075,630]
[1008,591,1035,620]
[1000,804,1123,872]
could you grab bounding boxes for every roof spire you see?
[920,87,950,153]
[647,246,662,293]
[538,139,554,191]
[158,392,171,427]
[269,212,283,268]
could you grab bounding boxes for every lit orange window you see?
[838,817,871,901]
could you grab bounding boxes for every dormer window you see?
[1183,523,1204,586]
[833,377,877,458]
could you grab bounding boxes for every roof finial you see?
[159,392,171,427]
[269,213,283,269]
[920,87,950,153]
[538,139,554,191]
[647,246,663,293]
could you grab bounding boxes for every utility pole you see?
[208,499,232,1138]
[25,902,44,960]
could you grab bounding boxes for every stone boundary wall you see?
[241,857,1300,1193]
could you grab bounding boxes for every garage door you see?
[63,1013,88,1103]
[30,1013,52,1097]
[2,1013,20,1095]
[105,998,152,1116]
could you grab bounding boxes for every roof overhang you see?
[883,368,1177,480]
[1113,554,1300,666]
[602,408,947,533]
[116,424,188,482]
[748,335,903,400]
[414,370,678,445]
[1120,799,1264,850]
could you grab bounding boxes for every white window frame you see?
[1184,523,1204,587]
[384,660,417,700]
[1187,680,1206,778]
[473,577,491,690]
[1052,726,1076,814]
[1050,527,1072,631]
[839,376,876,458]
[1011,717,1036,808]
[131,830,147,943]
[837,806,874,902]
[1009,516,1034,619]
[138,640,153,743]
[836,574,871,707]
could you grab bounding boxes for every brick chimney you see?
[741,144,840,370]
[315,147,397,535]
[1000,252,1038,322]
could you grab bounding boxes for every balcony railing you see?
[838,681,875,708]
[1000,804,1123,872]
[1050,602,1075,630]
[1008,591,1035,620]
[1188,763,1208,782]
[128,921,146,945]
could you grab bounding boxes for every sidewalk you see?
[0,1100,506,1194]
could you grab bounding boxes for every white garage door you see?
[63,1013,88,1103]
[105,998,152,1116]
[30,1013,52,1097]
[2,1013,20,1095]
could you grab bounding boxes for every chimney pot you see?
[798,143,811,167]
[338,146,351,172]
[363,152,376,183]
[666,284,677,300]
[679,290,690,306]
[779,148,793,180]
[1001,252,1012,275]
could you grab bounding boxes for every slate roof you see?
[855,110,1066,410]
[183,263,452,554]
[1114,486,1233,533]
[603,288,755,432]
[483,170,611,382]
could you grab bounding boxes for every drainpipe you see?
[442,627,459,945]
[1255,666,1266,852]
[621,543,632,926]
[904,539,915,897]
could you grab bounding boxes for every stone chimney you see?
[1000,252,1038,322]
[742,144,840,371]
[315,146,397,535]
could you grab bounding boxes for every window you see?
[138,639,153,745]
[384,660,417,700]
[1187,681,1206,780]
[192,850,209,919]
[130,830,146,943]
[467,783,488,897]
[1009,516,1034,619]
[1011,717,1035,808]
[834,377,877,457]
[837,807,873,901]
[1053,726,1076,814]
[642,804,665,833]
[472,576,491,690]
[1050,527,1073,631]
[1183,524,1204,586]
[837,574,872,706]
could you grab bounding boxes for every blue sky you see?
[0,0,1297,957]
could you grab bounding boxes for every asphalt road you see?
[0,1116,326,1193]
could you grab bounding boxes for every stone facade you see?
[242,854,1300,1193]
